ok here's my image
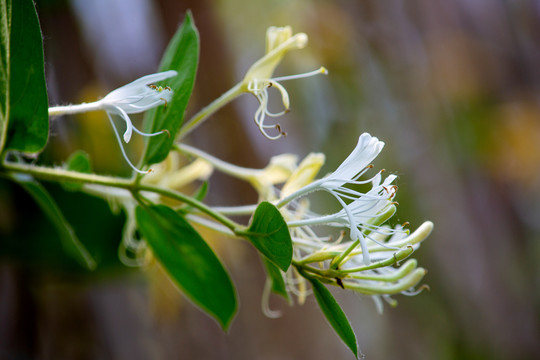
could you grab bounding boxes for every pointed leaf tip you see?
[135,204,237,330]
[244,201,292,272]
[142,12,199,165]
[309,277,359,358]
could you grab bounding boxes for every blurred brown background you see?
[1,0,540,359]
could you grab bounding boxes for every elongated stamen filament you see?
[106,113,150,174]
[131,126,169,138]
[271,67,328,82]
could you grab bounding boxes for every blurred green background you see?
[1,0,540,359]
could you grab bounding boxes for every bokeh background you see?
[2,0,540,359]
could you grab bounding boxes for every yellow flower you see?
[281,152,325,198]
[241,26,327,139]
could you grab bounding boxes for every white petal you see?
[125,70,178,88]
[123,126,132,143]
[102,70,177,106]
[326,133,384,187]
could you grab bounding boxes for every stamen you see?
[261,279,282,318]
[131,126,170,138]
[402,284,430,296]
[107,113,151,174]
[265,108,289,117]
[276,124,287,137]
[271,67,328,82]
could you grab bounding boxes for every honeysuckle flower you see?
[241,26,327,139]
[49,70,177,174]
[278,133,391,265]
[98,70,177,143]
[173,135,432,315]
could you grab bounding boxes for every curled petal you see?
[327,133,385,187]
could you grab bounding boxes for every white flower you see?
[98,70,177,143]
[173,134,432,314]
[49,71,177,174]
[322,133,384,188]
[241,26,327,140]
[279,133,392,264]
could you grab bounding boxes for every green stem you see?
[338,246,414,274]
[2,161,135,188]
[177,82,244,140]
[136,183,242,232]
[2,161,243,233]
[292,260,342,278]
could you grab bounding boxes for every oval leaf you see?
[135,204,237,330]
[0,0,48,154]
[309,277,359,358]
[142,12,199,165]
[244,201,292,272]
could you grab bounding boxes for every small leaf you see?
[309,277,359,358]
[261,256,290,302]
[142,12,199,165]
[243,201,292,272]
[177,181,208,215]
[135,204,237,330]
[62,150,92,191]
[192,181,208,201]
[12,174,96,270]
[0,0,48,154]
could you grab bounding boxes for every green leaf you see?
[62,150,92,191]
[135,204,237,330]
[0,0,48,154]
[142,12,199,165]
[243,201,292,272]
[12,174,96,270]
[309,277,359,358]
[177,181,208,215]
[192,181,208,201]
[261,256,290,302]
[65,150,92,173]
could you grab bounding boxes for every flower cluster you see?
[271,133,431,312]
[47,24,432,320]
[178,132,432,314]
